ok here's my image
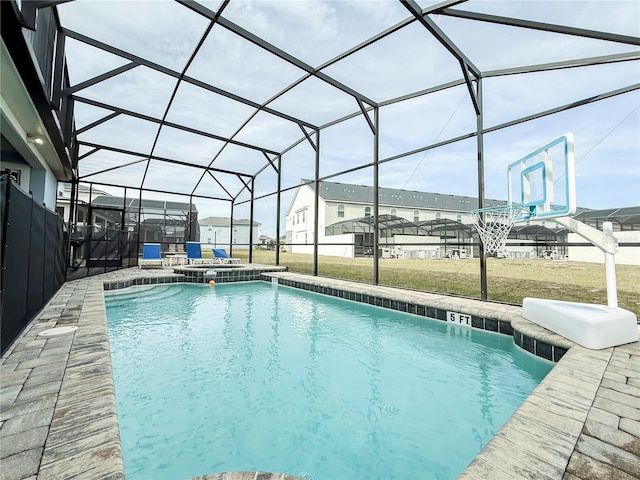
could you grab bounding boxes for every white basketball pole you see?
[603,222,618,308]
[555,218,618,308]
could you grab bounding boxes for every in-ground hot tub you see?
[173,264,287,283]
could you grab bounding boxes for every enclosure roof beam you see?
[62,62,138,96]
[380,82,640,163]
[280,83,639,190]
[81,180,231,202]
[71,95,280,155]
[357,98,376,135]
[422,0,469,14]
[439,8,640,46]
[77,146,100,161]
[378,78,466,107]
[188,0,468,181]
[232,175,253,202]
[483,51,640,78]
[313,0,468,72]
[298,124,317,152]
[78,157,147,180]
[33,1,74,8]
[236,182,303,206]
[317,23,413,72]
[206,170,234,200]
[261,152,279,173]
[483,83,640,134]
[61,27,317,130]
[74,112,120,136]
[177,0,378,107]
[278,77,466,161]
[76,140,254,178]
[140,7,226,190]
[400,0,481,78]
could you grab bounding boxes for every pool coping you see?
[1,267,638,479]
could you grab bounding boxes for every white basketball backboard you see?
[507,133,576,221]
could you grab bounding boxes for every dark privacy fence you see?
[1,175,67,355]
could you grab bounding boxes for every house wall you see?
[568,231,640,266]
[56,185,110,224]
[287,185,315,253]
[3,155,58,210]
[319,233,355,257]
[200,223,261,250]
[30,168,58,209]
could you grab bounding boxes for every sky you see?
[55,0,640,237]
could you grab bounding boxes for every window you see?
[302,210,306,223]
[390,208,396,216]
[3,169,21,183]
[436,212,441,220]
[364,206,371,217]
[414,210,419,222]
[338,204,345,218]
[296,213,299,224]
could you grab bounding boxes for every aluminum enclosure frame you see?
[7,0,639,300]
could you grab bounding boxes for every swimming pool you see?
[105,281,552,480]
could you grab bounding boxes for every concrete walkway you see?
[1,268,638,479]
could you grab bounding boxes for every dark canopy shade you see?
[326,214,432,236]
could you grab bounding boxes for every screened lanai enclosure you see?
[5,0,639,301]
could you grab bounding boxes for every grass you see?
[232,250,640,316]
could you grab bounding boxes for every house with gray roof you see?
[285,180,640,263]
[285,179,496,258]
[199,216,261,251]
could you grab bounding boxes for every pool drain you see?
[38,326,78,337]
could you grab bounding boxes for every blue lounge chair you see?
[139,243,163,269]
[212,248,241,264]
[186,242,218,265]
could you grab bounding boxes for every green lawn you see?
[233,250,640,316]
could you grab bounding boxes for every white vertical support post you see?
[554,217,619,309]
[603,221,618,308]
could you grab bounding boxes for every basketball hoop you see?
[468,204,528,256]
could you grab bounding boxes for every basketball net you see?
[468,204,528,256]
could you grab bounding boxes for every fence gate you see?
[87,206,125,268]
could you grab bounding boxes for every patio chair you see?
[186,242,219,265]
[212,248,241,264]
[139,243,163,269]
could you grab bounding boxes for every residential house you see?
[199,216,261,251]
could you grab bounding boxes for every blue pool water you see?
[105,282,552,480]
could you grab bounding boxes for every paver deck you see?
[1,267,638,479]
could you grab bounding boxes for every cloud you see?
[233,111,308,152]
[76,66,177,119]
[58,0,210,71]
[53,0,639,235]
[165,82,257,139]
[222,0,410,67]
[322,22,463,102]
